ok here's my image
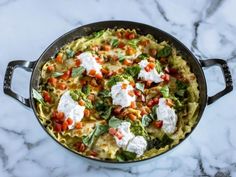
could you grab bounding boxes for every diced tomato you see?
[129,81,135,88]
[121,83,128,89]
[115,131,123,140]
[66,118,73,125]
[128,113,136,121]
[148,63,155,69]
[103,44,111,51]
[141,108,148,116]
[95,57,104,64]
[152,97,159,104]
[153,120,163,128]
[75,122,83,129]
[118,42,125,49]
[126,48,135,55]
[43,91,51,103]
[109,127,117,136]
[147,99,154,107]
[84,109,90,117]
[48,77,58,87]
[145,65,151,72]
[75,59,81,67]
[62,121,68,131]
[134,89,141,96]
[57,83,67,90]
[55,54,63,64]
[74,142,86,152]
[47,65,54,72]
[123,59,132,66]
[89,69,96,76]
[161,74,170,81]
[128,90,135,97]
[113,106,123,114]
[79,100,85,106]
[60,69,71,80]
[87,94,95,102]
[52,111,65,122]
[125,32,136,40]
[54,123,62,132]
[95,73,103,79]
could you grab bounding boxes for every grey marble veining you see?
[0,0,235,176]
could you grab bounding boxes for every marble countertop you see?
[0,0,236,176]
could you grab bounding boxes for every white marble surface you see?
[0,0,236,176]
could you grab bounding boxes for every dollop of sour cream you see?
[77,52,102,76]
[138,60,163,83]
[156,98,178,134]
[111,81,136,108]
[126,136,147,157]
[114,122,147,157]
[58,91,85,129]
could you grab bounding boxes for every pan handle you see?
[200,59,233,105]
[3,60,36,108]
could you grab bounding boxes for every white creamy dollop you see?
[138,60,163,83]
[156,98,177,134]
[126,136,147,157]
[114,121,147,157]
[77,52,102,75]
[114,122,135,149]
[111,81,136,108]
[57,91,85,129]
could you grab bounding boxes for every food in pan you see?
[33,28,199,161]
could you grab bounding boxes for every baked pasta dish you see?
[33,29,199,161]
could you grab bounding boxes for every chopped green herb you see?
[82,85,90,95]
[88,30,105,39]
[128,39,139,48]
[155,60,162,73]
[125,65,141,78]
[95,100,112,120]
[98,90,111,98]
[107,74,133,87]
[157,46,172,58]
[147,134,174,150]
[135,82,144,92]
[141,114,154,127]
[130,120,148,138]
[32,88,45,105]
[71,66,85,78]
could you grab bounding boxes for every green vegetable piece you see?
[147,134,174,150]
[101,106,112,120]
[157,46,172,58]
[141,114,154,127]
[109,116,122,128]
[95,100,112,120]
[110,39,119,48]
[125,65,141,78]
[130,120,148,138]
[82,85,90,95]
[107,74,133,87]
[155,60,162,73]
[52,72,64,77]
[89,30,105,39]
[118,53,125,62]
[175,80,188,97]
[138,53,149,60]
[135,82,144,92]
[160,85,169,98]
[82,124,109,147]
[128,39,139,48]
[116,150,137,162]
[32,88,45,105]
[71,66,85,78]
[66,49,74,58]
